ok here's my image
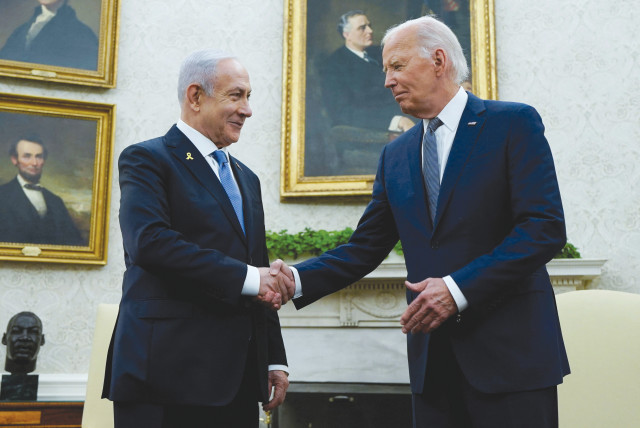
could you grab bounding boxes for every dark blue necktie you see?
[422,117,443,225]
[212,150,245,234]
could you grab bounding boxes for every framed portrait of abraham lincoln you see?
[0,93,115,265]
[0,0,120,88]
[280,0,497,198]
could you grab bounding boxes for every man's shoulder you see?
[0,178,19,193]
[469,93,537,117]
[123,126,180,153]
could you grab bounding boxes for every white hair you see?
[382,16,469,85]
[177,49,236,104]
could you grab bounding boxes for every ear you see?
[40,334,45,346]
[433,48,447,77]
[10,156,18,166]
[185,84,203,112]
[1,333,6,345]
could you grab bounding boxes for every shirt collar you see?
[176,119,228,160]
[38,5,57,20]
[16,174,39,188]
[423,86,468,133]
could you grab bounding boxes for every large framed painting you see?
[0,0,120,88]
[0,93,115,264]
[281,0,496,198]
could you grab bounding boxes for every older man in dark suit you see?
[277,15,569,427]
[102,49,293,428]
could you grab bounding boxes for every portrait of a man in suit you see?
[0,0,99,70]
[320,10,414,135]
[0,135,84,246]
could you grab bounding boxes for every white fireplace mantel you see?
[278,257,607,328]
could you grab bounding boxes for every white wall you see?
[0,0,637,375]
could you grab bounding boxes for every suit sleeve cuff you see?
[241,265,260,296]
[268,365,289,376]
[289,266,303,299]
[443,275,468,312]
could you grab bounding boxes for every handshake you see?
[256,259,295,310]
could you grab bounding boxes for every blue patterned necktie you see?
[212,150,245,234]
[422,117,443,225]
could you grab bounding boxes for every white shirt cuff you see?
[289,266,302,298]
[443,275,468,312]
[268,364,289,375]
[241,265,260,296]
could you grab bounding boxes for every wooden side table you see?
[0,402,83,427]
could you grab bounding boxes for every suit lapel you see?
[434,94,487,228]
[166,126,248,243]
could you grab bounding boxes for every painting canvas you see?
[0,0,120,87]
[281,0,496,198]
[0,93,115,264]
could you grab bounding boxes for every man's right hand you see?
[256,259,295,310]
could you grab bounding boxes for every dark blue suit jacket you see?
[102,125,287,406]
[294,93,569,394]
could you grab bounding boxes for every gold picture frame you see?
[0,93,115,264]
[0,0,120,88]
[281,0,497,198]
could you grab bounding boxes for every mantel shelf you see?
[279,257,607,328]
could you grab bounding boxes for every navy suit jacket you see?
[102,125,287,406]
[0,177,83,246]
[294,93,569,394]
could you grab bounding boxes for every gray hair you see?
[382,16,469,85]
[337,10,365,38]
[177,49,236,104]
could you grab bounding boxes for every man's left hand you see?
[262,369,289,411]
[401,277,457,334]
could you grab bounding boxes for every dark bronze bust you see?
[2,312,45,375]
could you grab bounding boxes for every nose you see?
[384,71,395,89]
[240,99,252,118]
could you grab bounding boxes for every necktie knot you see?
[427,117,443,133]
[212,149,227,166]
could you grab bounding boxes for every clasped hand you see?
[255,259,295,310]
[400,277,457,334]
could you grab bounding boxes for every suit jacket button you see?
[431,241,439,249]
[456,314,462,323]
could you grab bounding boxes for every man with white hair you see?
[103,49,292,428]
[279,15,569,427]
